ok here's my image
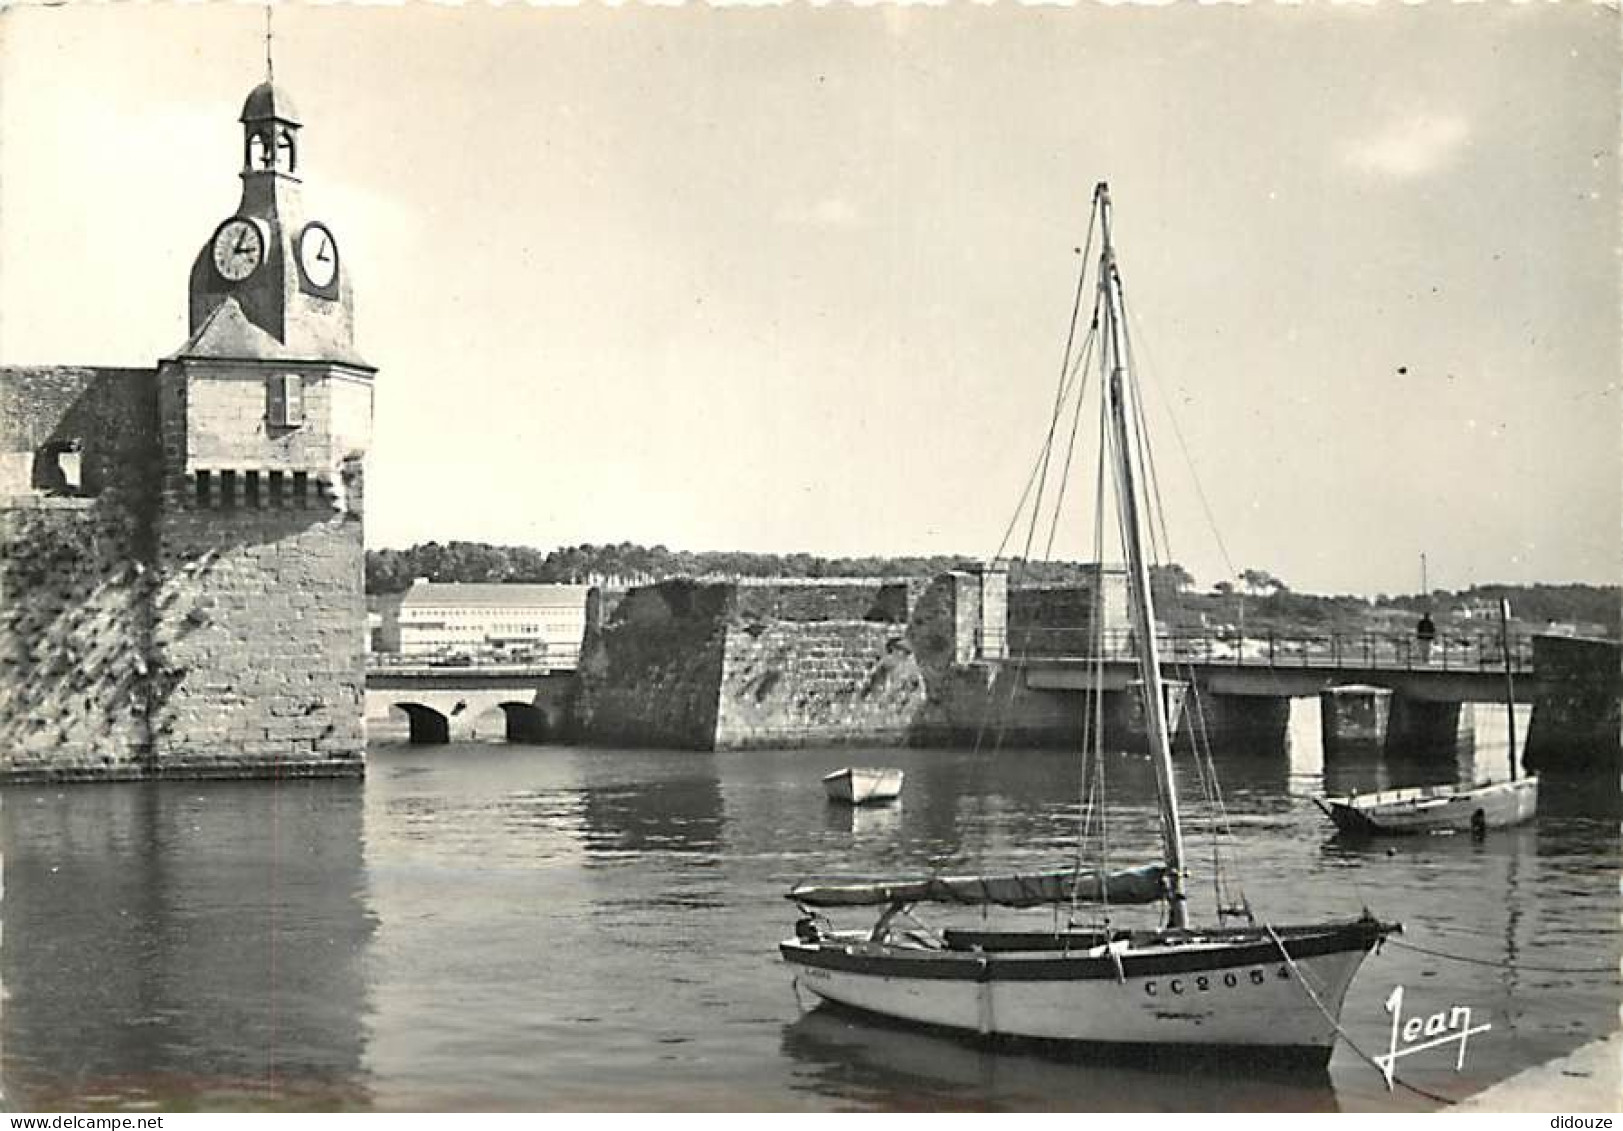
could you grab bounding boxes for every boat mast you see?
[1499,597,1519,782]
[1096,182,1189,929]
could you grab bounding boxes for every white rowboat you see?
[822,767,905,806]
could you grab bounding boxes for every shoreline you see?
[1449,1031,1621,1113]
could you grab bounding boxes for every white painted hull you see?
[823,767,905,806]
[1320,777,1538,836]
[782,929,1381,1059]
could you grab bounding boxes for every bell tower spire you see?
[178,65,366,366]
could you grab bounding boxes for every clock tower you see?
[162,77,373,509]
[150,79,375,775]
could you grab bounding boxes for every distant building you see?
[391,581,589,666]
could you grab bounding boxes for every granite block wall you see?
[574,581,729,749]
[577,578,935,750]
[0,368,162,781]
[0,365,368,782]
[1525,634,1622,775]
[713,621,925,749]
[149,502,366,776]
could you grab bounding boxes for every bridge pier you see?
[1320,685,1392,753]
[1385,696,1474,761]
[1182,692,1292,756]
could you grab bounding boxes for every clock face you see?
[297,222,339,293]
[211,218,264,282]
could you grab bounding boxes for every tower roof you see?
[240,81,301,126]
[171,297,372,370]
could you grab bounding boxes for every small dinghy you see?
[1315,777,1538,837]
[1315,599,1536,837]
[822,767,904,806]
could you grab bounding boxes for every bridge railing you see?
[1003,628,1534,673]
[367,646,581,673]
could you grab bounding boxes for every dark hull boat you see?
[1317,598,1537,837]
[1316,777,1538,837]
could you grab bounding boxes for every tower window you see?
[277,127,297,173]
[267,374,305,428]
[32,440,84,496]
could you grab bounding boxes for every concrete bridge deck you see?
[1007,630,1546,702]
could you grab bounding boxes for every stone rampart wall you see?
[0,368,162,779]
[148,503,365,776]
[713,621,924,749]
[575,580,729,748]
[732,580,917,624]
[1525,634,1622,774]
[0,366,367,781]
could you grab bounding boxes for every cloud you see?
[1342,113,1471,180]
[775,195,864,229]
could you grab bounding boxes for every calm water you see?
[2,704,1617,1111]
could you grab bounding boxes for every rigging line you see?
[1263,925,1458,1107]
[984,260,1106,765]
[1385,937,1621,976]
[1031,199,1103,549]
[1118,289,1251,913]
[1120,288,1241,581]
[1042,325,1099,562]
[972,351,1094,760]
[1080,382,1114,918]
[983,314,1097,572]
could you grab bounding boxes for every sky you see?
[1,2,1617,596]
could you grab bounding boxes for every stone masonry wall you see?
[150,503,366,776]
[0,368,162,780]
[577,578,932,750]
[1525,634,1622,775]
[731,580,915,624]
[0,366,368,781]
[713,620,925,749]
[575,581,730,749]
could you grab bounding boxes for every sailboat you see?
[779,183,1398,1066]
[1315,599,1538,836]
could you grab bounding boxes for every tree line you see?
[366,541,1618,635]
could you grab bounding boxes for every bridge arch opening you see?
[395,702,451,745]
[500,701,549,744]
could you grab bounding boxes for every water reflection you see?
[1,733,1614,1112]
[822,800,903,838]
[579,772,725,858]
[780,1005,1340,1112]
[1,781,374,1110]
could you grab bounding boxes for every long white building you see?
[389,581,589,666]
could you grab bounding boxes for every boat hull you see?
[823,767,904,806]
[781,920,1387,1061]
[1319,777,1538,836]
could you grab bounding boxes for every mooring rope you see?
[1263,924,1457,1106]
[1385,936,1621,976]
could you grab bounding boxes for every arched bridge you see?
[365,662,578,745]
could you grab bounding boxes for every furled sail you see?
[788,863,1167,909]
